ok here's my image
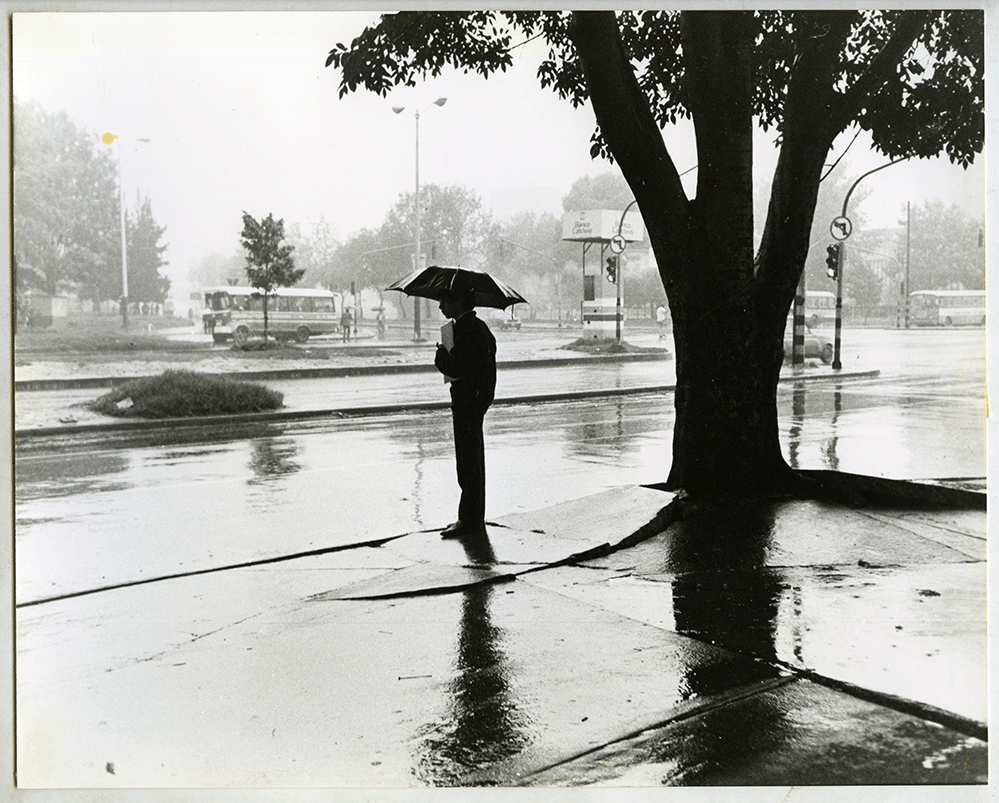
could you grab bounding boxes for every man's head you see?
[439,279,475,319]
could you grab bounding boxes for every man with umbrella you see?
[433,276,497,538]
[387,265,526,538]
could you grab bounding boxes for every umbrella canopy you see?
[386,265,527,310]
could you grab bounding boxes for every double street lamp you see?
[393,97,447,341]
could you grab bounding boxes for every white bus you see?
[203,286,338,345]
[787,290,837,329]
[803,290,836,328]
[909,290,986,327]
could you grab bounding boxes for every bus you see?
[787,290,837,329]
[909,290,986,327]
[202,286,338,345]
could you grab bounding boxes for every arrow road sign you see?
[831,216,853,241]
[609,234,626,254]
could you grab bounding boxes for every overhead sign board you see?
[562,209,645,243]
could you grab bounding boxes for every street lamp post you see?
[394,98,447,342]
[117,142,129,329]
[104,133,150,329]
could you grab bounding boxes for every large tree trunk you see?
[572,12,828,499]
[664,13,787,497]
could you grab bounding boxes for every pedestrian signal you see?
[825,243,841,280]
[605,255,618,283]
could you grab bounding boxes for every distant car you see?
[481,309,522,330]
[784,324,834,364]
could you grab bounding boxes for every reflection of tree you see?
[669,502,785,674]
[787,382,807,470]
[246,437,301,487]
[415,533,529,786]
[656,501,793,782]
[820,385,842,471]
[567,398,637,464]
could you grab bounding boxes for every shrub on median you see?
[87,370,284,418]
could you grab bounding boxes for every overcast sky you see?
[13,10,986,303]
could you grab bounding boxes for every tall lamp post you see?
[103,133,150,329]
[393,97,447,341]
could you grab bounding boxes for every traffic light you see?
[825,243,841,280]
[605,255,618,283]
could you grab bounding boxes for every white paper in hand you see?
[441,321,456,383]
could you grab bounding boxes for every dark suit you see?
[434,311,497,525]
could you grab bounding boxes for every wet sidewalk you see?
[16,477,986,788]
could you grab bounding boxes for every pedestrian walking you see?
[656,304,668,339]
[433,280,497,538]
[340,307,352,342]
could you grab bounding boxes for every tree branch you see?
[569,12,687,227]
[836,11,934,130]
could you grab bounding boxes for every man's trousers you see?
[451,403,487,525]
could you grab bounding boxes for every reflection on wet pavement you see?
[413,554,531,785]
[523,678,987,786]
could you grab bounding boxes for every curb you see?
[13,369,882,440]
[13,350,671,392]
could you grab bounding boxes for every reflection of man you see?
[434,281,497,538]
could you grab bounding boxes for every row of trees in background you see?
[13,96,981,325]
[13,99,171,313]
[193,163,981,323]
[763,161,984,308]
[190,171,670,319]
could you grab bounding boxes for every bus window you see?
[313,296,334,313]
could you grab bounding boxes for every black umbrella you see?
[386,265,527,310]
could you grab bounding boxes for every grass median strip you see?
[87,369,284,418]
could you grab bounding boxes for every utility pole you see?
[905,201,911,329]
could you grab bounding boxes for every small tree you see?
[239,211,303,341]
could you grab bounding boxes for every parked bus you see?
[203,286,338,345]
[909,290,986,327]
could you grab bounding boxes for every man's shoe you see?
[440,521,486,538]
[440,521,464,538]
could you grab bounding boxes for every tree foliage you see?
[560,171,634,213]
[187,251,246,290]
[331,183,498,305]
[383,183,497,270]
[14,100,119,299]
[240,211,304,339]
[286,218,341,290]
[125,192,171,304]
[13,100,171,310]
[327,12,982,167]
[327,11,983,500]
[896,201,984,292]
